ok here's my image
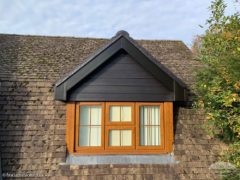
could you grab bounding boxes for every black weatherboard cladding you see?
[68,50,174,101]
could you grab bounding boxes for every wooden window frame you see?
[105,102,135,153]
[74,102,105,154]
[135,102,165,151]
[106,102,135,126]
[66,102,173,155]
[105,126,135,152]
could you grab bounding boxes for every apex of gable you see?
[115,30,130,37]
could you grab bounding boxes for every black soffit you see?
[55,30,187,101]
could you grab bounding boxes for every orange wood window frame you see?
[74,102,105,154]
[105,102,135,126]
[105,126,135,152]
[66,102,173,155]
[135,102,165,151]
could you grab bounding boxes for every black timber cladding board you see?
[122,37,174,90]
[68,50,174,101]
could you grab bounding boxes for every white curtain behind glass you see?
[140,106,160,146]
[79,106,101,146]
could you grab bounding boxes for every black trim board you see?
[55,31,187,101]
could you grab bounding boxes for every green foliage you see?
[194,0,240,178]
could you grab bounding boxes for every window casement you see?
[66,102,173,155]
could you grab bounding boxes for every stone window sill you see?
[64,153,178,165]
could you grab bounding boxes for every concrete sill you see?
[65,154,179,165]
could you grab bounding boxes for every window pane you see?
[110,106,120,122]
[121,106,131,122]
[121,130,132,146]
[91,106,101,125]
[152,106,160,125]
[140,126,160,146]
[109,130,132,146]
[110,106,131,122]
[79,126,101,146]
[109,130,120,146]
[90,126,101,146]
[79,127,90,146]
[140,106,160,125]
[140,105,161,146]
[80,106,90,125]
[80,106,101,125]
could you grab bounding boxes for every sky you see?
[0,0,239,47]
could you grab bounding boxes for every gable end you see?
[55,31,187,101]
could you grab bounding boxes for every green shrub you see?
[194,0,240,178]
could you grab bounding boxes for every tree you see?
[191,35,202,58]
[194,0,240,178]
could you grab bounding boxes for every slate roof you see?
[0,33,200,88]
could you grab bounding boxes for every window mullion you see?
[120,106,122,122]
[89,106,91,146]
[147,107,150,146]
[103,102,105,150]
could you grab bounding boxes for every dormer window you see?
[55,31,187,155]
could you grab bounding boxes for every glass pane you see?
[121,130,132,146]
[79,126,101,146]
[80,106,101,125]
[109,130,120,146]
[109,130,132,146]
[110,106,120,122]
[110,106,132,122]
[140,126,146,146]
[140,126,160,146]
[121,106,131,122]
[90,126,101,146]
[140,106,160,125]
[91,106,101,125]
[79,126,90,146]
[80,106,90,125]
[152,106,160,125]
